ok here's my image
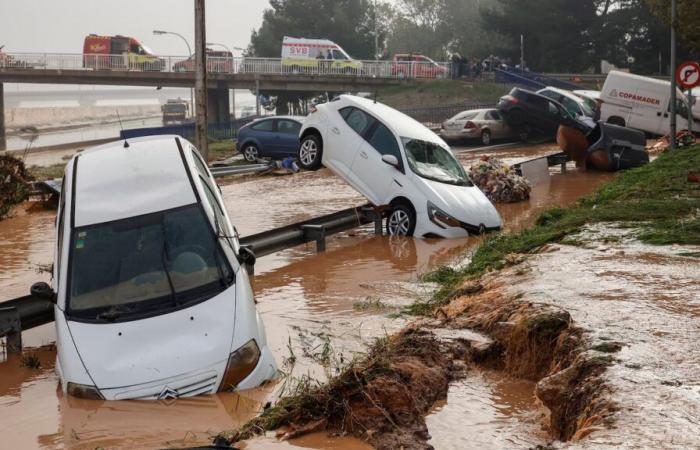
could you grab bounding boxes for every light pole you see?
[153,29,195,117]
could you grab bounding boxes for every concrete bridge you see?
[0,53,428,149]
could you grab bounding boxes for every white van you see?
[600,70,691,136]
[281,36,362,74]
[30,135,277,400]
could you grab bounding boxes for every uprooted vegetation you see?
[0,154,33,220]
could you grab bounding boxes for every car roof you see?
[253,115,304,122]
[339,95,446,145]
[538,86,586,105]
[72,135,197,227]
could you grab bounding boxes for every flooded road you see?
[0,142,613,449]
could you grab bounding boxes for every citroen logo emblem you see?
[157,386,179,403]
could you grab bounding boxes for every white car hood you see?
[66,290,236,390]
[420,177,502,230]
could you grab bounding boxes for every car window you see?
[530,94,549,110]
[190,148,212,180]
[539,90,558,101]
[368,123,403,171]
[489,110,503,120]
[332,49,348,60]
[340,107,376,137]
[277,119,301,135]
[560,96,582,117]
[455,112,477,121]
[251,120,273,132]
[199,175,228,233]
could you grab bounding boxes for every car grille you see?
[110,371,220,400]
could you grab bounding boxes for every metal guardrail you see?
[0,203,382,346]
[0,52,450,80]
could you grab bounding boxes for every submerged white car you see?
[31,135,277,400]
[297,95,502,238]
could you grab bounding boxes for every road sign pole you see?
[194,0,208,159]
[670,0,677,149]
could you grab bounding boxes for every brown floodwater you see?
[0,143,614,449]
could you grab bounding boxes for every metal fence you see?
[0,52,451,80]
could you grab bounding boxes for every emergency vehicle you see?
[83,34,165,71]
[281,36,362,74]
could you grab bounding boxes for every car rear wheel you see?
[607,116,626,127]
[298,135,323,170]
[481,129,492,145]
[386,203,416,237]
[243,144,259,162]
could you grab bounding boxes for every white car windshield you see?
[403,138,472,187]
[67,204,232,321]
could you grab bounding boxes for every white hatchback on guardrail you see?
[297,95,502,238]
[30,135,277,400]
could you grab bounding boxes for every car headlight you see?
[219,339,261,392]
[67,382,104,400]
[427,201,461,229]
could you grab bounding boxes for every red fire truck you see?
[83,34,165,71]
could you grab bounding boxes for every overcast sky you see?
[0,0,271,55]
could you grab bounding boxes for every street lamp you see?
[153,29,194,117]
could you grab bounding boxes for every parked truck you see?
[83,34,165,71]
[600,70,691,136]
[161,99,189,124]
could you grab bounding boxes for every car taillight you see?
[505,95,519,104]
[219,339,261,391]
[464,121,478,129]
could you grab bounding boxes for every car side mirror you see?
[31,282,56,303]
[237,246,256,268]
[381,154,399,168]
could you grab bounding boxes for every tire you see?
[517,125,531,142]
[508,109,525,127]
[607,116,625,127]
[242,144,259,162]
[298,134,323,170]
[386,202,416,237]
[480,129,492,145]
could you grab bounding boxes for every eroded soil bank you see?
[221,145,700,449]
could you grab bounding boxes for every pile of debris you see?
[468,156,530,203]
[0,154,32,220]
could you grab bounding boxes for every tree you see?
[481,0,598,72]
[249,0,384,59]
[647,0,700,54]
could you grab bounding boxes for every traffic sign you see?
[676,61,700,90]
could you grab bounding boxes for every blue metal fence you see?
[119,116,260,141]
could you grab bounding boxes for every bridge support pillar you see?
[207,88,230,124]
[0,82,5,151]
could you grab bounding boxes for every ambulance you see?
[83,34,165,71]
[600,70,691,136]
[281,36,362,74]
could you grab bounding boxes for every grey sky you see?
[0,0,271,55]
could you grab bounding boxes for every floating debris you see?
[468,156,531,203]
[0,154,33,219]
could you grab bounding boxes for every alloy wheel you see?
[388,209,411,236]
[243,146,258,162]
[299,139,317,166]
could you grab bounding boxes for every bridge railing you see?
[0,52,451,79]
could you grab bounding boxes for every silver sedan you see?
[440,108,513,145]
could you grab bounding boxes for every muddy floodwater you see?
[0,143,612,449]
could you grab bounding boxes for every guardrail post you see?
[0,307,22,353]
[359,206,384,235]
[302,224,327,252]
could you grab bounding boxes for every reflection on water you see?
[0,145,614,449]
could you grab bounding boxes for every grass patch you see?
[208,140,237,161]
[376,80,510,109]
[412,145,700,314]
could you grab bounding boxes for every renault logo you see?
[157,386,180,402]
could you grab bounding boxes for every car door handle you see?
[331,127,340,135]
[360,151,368,159]
[657,112,662,117]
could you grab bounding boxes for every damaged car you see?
[31,135,277,400]
[297,95,502,238]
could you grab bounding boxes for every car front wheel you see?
[298,135,323,170]
[243,144,259,162]
[386,203,416,236]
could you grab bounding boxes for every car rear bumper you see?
[440,128,480,139]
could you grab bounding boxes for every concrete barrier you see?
[6,104,161,129]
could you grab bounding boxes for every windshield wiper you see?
[160,219,179,306]
[96,305,132,322]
